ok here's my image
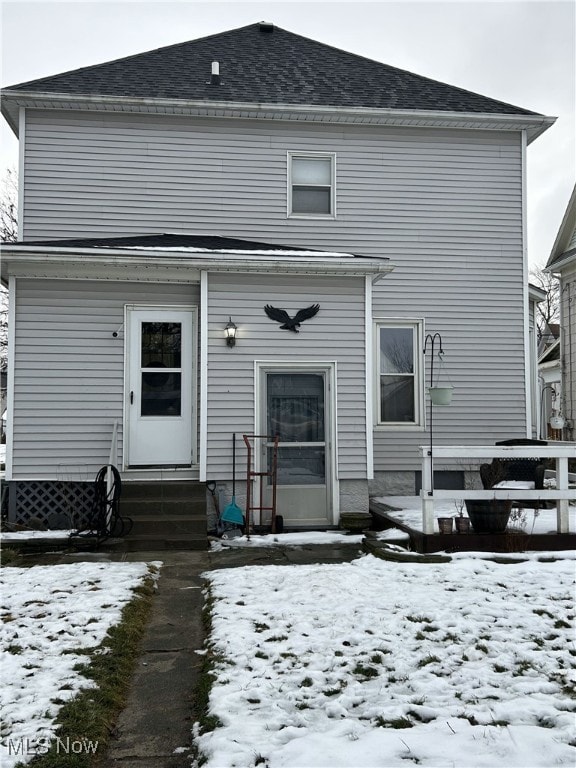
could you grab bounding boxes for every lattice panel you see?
[6,481,95,529]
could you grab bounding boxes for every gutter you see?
[0,245,395,278]
[1,90,556,143]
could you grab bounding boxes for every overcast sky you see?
[1,0,574,266]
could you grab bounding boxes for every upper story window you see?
[375,320,424,429]
[288,152,336,218]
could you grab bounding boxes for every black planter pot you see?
[465,500,512,533]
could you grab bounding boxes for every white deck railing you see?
[420,444,576,535]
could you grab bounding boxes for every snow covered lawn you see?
[0,562,153,767]
[197,554,576,767]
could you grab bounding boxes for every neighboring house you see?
[0,22,556,528]
[546,184,576,443]
[537,323,562,439]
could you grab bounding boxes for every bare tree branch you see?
[0,168,17,377]
[530,264,559,341]
[0,167,18,243]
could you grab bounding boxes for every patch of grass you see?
[374,716,413,729]
[254,622,270,633]
[476,643,488,654]
[264,635,288,643]
[417,655,440,668]
[352,663,379,678]
[254,651,269,659]
[19,572,157,768]
[513,660,535,676]
[370,654,382,664]
[247,697,261,704]
[533,608,554,619]
[334,650,344,657]
[0,548,23,567]
[300,677,314,688]
[7,644,23,654]
[443,633,459,643]
[493,664,507,673]
[406,615,431,623]
[554,619,571,629]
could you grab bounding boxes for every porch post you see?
[556,455,569,533]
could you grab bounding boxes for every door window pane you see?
[141,372,182,416]
[267,374,325,442]
[270,446,326,485]
[141,323,181,368]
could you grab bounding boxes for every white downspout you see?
[199,271,209,481]
[17,107,25,239]
[365,275,374,479]
[522,129,532,436]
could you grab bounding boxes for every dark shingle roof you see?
[4,22,538,116]
[3,233,373,259]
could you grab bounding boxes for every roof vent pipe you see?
[259,21,274,33]
[210,61,220,85]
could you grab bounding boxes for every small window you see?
[375,321,423,428]
[288,153,335,217]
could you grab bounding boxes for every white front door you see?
[126,308,194,467]
[259,366,334,527]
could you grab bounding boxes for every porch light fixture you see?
[224,317,237,347]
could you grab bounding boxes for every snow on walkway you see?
[0,562,153,767]
[198,554,576,767]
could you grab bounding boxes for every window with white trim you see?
[288,153,335,217]
[375,321,424,427]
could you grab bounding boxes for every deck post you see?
[421,450,435,534]
[422,496,435,534]
[556,455,569,533]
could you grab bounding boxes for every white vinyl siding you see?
[205,273,366,480]
[21,110,526,472]
[12,279,199,479]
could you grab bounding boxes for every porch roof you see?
[1,233,393,282]
[3,232,372,259]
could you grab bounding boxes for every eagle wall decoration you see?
[264,304,320,333]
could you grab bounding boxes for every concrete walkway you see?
[51,540,363,767]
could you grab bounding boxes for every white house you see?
[0,22,556,533]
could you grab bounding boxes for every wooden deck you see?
[369,499,576,554]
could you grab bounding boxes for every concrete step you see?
[129,515,207,536]
[120,499,207,518]
[121,481,206,502]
